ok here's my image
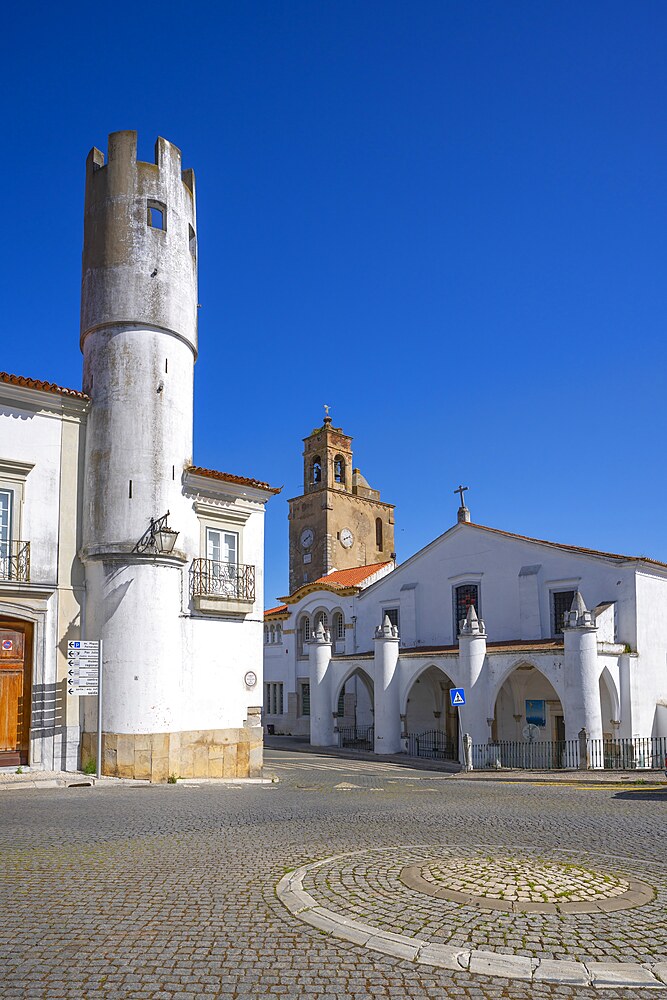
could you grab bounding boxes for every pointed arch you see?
[492,659,564,742]
[599,665,620,732]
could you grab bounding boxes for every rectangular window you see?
[337,689,345,716]
[264,683,284,716]
[454,584,479,636]
[205,528,239,596]
[384,607,399,630]
[147,200,167,230]
[206,528,238,565]
[0,489,12,577]
[552,590,575,636]
[300,681,310,717]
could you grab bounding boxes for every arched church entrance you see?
[492,662,566,767]
[334,667,374,748]
[493,662,563,742]
[405,665,458,760]
[0,616,33,766]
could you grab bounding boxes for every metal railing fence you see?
[0,541,30,583]
[406,730,459,761]
[190,559,255,601]
[473,740,579,770]
[471,735,667,770]
[338,725,374,750]
[589,736,667,770]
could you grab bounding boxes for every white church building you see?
[265,423,667,764]
[0,132,278,780]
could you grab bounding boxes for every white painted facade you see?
[0,132,277,778]
[264,514,667,759]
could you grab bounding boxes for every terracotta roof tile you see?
[0,371,89,401]
[265,604,289,618]
[186,465,281,494]
[311,561,394,589]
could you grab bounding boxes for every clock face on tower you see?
[340,527,354,549]
[300,528,314,549]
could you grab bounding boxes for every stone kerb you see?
[276,846,667,990]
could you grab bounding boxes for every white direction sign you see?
[67,640,100,696]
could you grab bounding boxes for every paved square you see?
[0,750,665,998]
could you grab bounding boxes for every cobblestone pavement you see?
[0,748,665,999]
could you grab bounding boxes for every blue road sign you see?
[450,688,466,707]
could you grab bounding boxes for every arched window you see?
[376,517,383,550]
[454,584,480,636]
[298,615,310,657]
[333,611,344,640]
[312,457,322,484]
[334,455,346,485]
[270,625,275,643]
[264,625,269,644]
[275,623,282,644]
[315,610,328,632]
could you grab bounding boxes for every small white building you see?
[265,435,667,762]
[0,132,278,780]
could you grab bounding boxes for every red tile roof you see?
[310,561,393,588]
[466,522,667,570]
[278,560,394,604]
[186,465,281,494]
[265,604,289,618]
[0,371,89,401]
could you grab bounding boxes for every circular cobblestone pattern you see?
[400,854,653,913]
[278,844,666,988]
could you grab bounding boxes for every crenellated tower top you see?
[81,131,198,365]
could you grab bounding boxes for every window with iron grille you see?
[454,584,479,636]
[384,607,399,630]
[552,590,575,636]
[264,682,284,715]
[333,612,344,640]
[300,681,310,717]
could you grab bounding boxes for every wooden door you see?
[0,624,31,766]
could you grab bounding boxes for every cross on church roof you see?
[454,484,469,507]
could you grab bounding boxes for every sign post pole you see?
[458,705,463,768]
[96,640,103,780]
[449,688,467,769]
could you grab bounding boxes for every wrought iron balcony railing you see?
[190,559,255,602]
[0,541,30,583]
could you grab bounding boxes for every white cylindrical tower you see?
[373,615,402,754]
[309,623,335,746]
[80,132,198,771]
[457,605,489,744]
[563,593,602,746]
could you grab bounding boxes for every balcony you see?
[0,541,30,583]
[190,558,255,615]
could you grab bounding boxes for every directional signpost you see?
[450,687,466,771]
[67,640,103,778]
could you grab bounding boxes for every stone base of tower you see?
[81,727,263,782]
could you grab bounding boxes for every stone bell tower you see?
[287,412,395,593]
[79,131,198,760]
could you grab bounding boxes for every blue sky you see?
[2,2,667,605]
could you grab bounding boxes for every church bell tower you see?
[287,412,395,593]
